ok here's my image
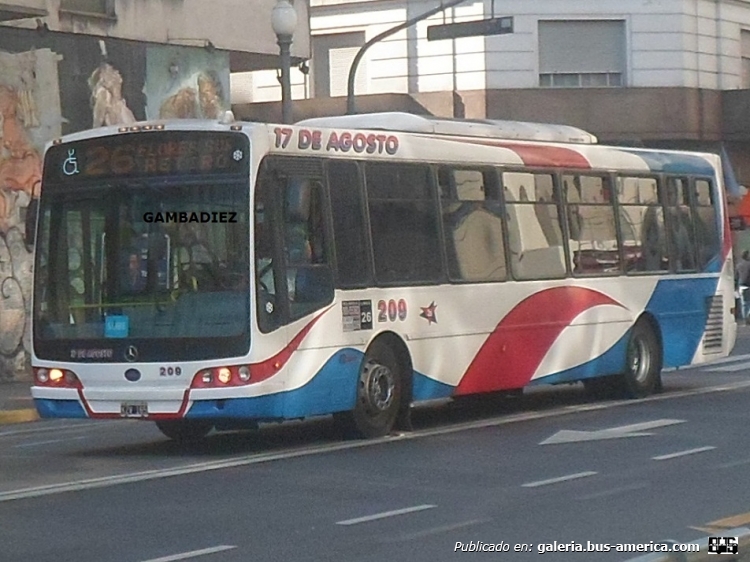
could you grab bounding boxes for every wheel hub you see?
[360,360,395,412]
[628,337,650,383]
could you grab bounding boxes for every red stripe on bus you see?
[454,286,624,395]
[462,139,592,169]
[248,309,330,382]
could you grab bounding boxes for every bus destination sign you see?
[46,131,248,183]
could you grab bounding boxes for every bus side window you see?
[327,160,371,287]
[665,177,697,272]
[693,179,720,268]
[284,176,334,319]
[439,167,506,283]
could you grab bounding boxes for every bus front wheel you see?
[342,340,403,439]
[155,420,213,443]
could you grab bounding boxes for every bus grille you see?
[703,295,724,354]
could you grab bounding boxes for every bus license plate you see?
[120,402,148,418]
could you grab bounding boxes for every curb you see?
[0,409,39,426]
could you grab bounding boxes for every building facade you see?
[0,0,311,380]
[235,0,750,180]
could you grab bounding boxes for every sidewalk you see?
[0,379,38,426]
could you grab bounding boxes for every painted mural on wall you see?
[144,46,230,120]
[0,29,229,381]
[0,48,62,380]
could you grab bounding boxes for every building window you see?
[741,30,750,88]
[538,20,625,88]
[539,72,622,88]
[312,32,366,98]
[60,0,115,16]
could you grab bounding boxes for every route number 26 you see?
[377,299,407,322]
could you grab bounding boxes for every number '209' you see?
[377,299,407,322]
[159,366,182,376]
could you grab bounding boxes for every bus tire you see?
[622,319,661,398]
[346,339,403,439]
[155,420,213,443]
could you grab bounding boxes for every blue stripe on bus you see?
[186,348,362,420]
[619,150,714,176]
[412,372,454,401]
[34,398,87,418]
[644,276,719,368]
[527,276,719,384]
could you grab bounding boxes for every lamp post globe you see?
[272,0,297,124]
[271,0,297,37]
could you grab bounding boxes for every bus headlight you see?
[201,371,213,385]
[36,369,49,383]
[238,366,251,382]
[49,369,64,382]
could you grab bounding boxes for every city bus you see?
[29,111,737,442]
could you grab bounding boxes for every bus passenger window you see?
[616,176,668,273]
[563,174,620,275]
[503,172,566,280]
[439,167,506,283]
[693,179,720,269]
[665,177,697,272]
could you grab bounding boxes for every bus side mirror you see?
[25,198,39,249]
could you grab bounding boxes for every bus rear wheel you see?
[622,320,661,398]
[342,340,403,439]
[155,420,213,443]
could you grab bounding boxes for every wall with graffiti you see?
[0,28,229,380]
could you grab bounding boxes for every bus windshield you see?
[34,169,250,363]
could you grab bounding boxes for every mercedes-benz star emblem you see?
[125,345,139,362]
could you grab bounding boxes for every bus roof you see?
[296,112,598,145]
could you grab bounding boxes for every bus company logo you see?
[420,301,438,324]
[124,345,139,362]
[708,537,738,554]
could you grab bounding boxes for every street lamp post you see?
[271,0,297,124]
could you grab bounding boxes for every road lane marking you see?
[140,545,236,562]
[703,511,750,529]
[652,446,716,460]
[541,419,684,445]
[336,504,436,526]
[2,379,750,503]
[577,483,649,500]
[0,409,39,425]
[716,457,750,469]
[14,436,87,448]
[521,471,597,488]
[387,519,490,542]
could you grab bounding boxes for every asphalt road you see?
[3,330,750,562]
